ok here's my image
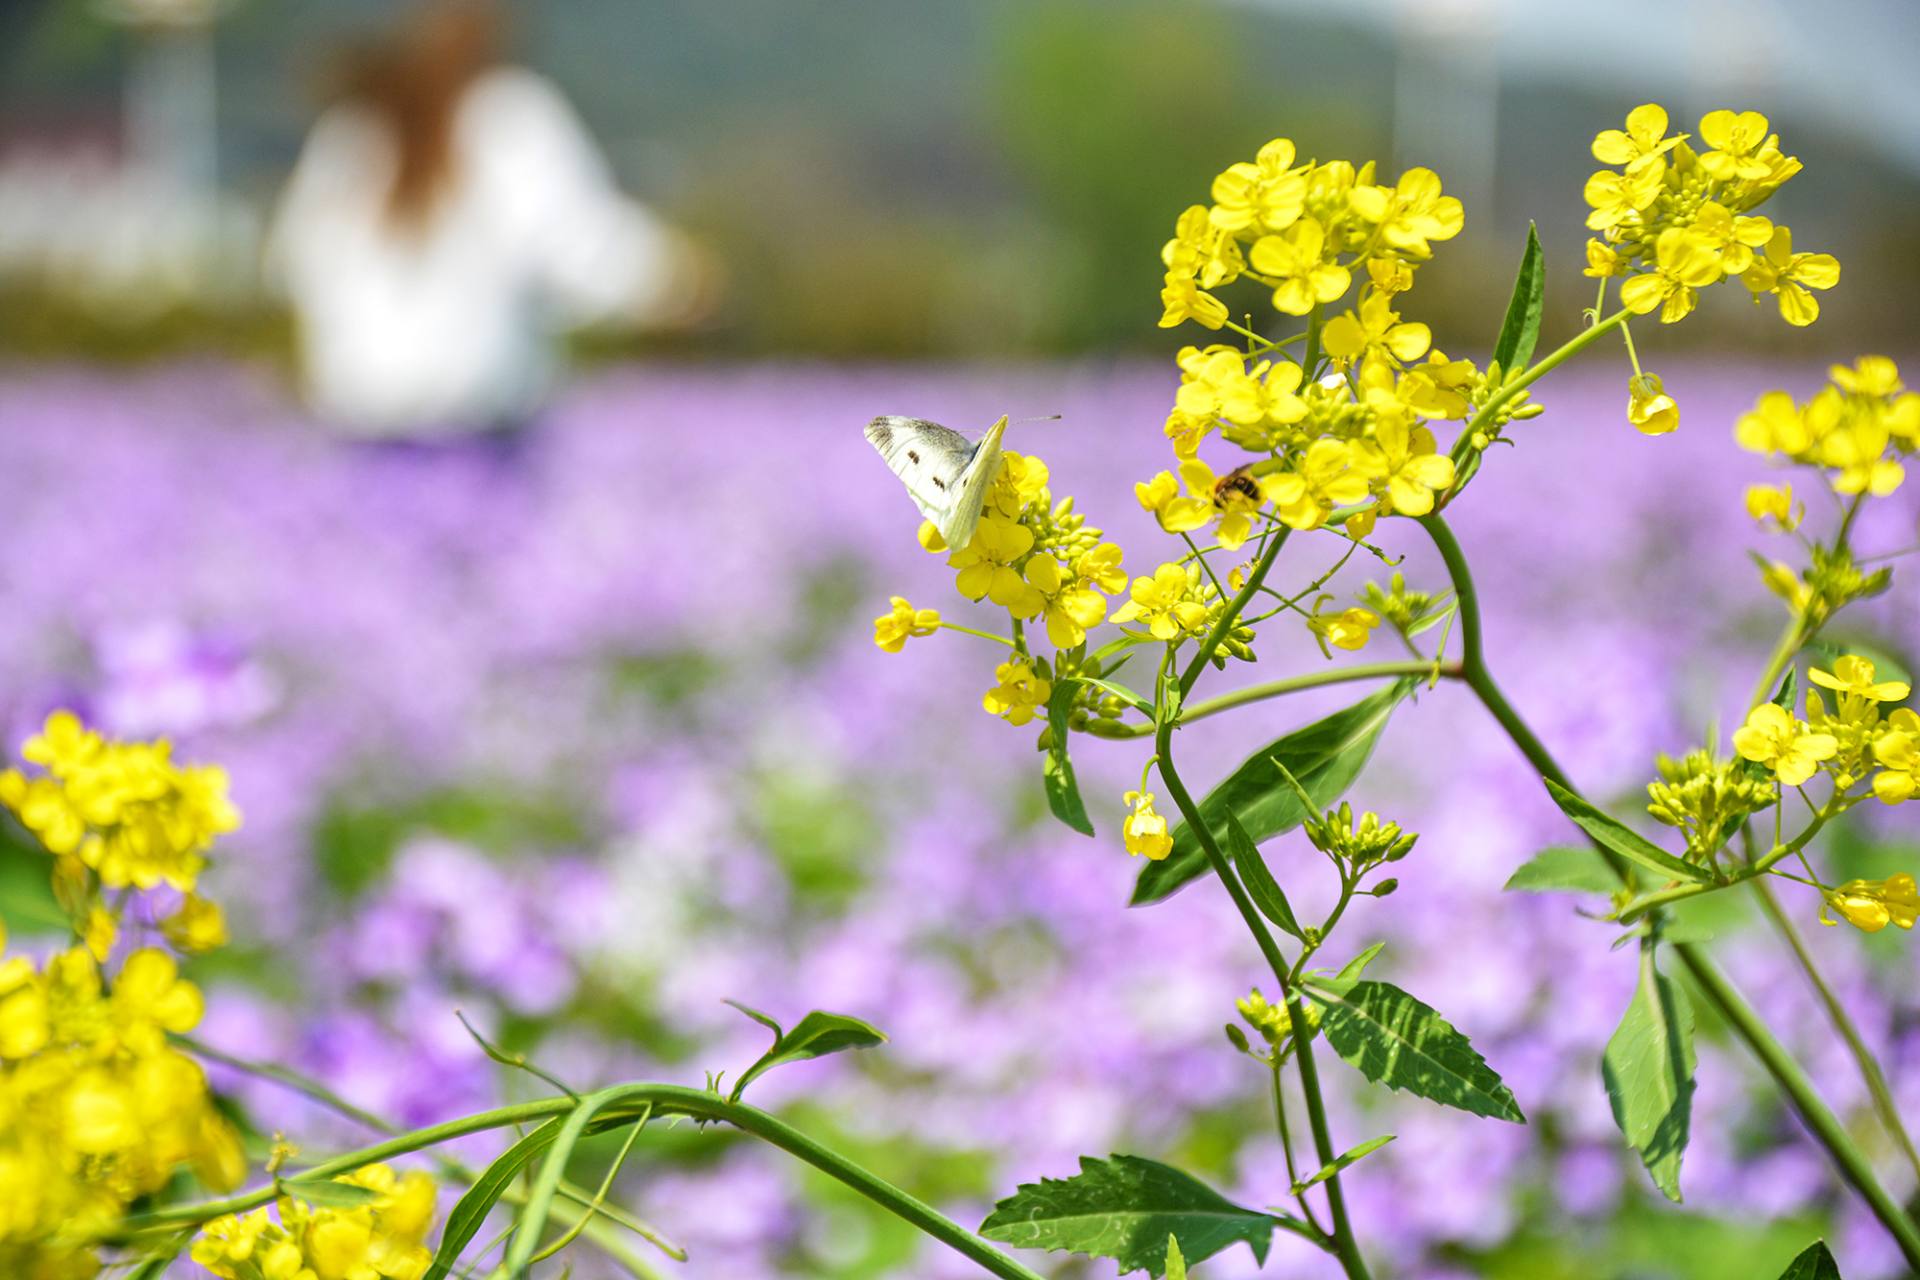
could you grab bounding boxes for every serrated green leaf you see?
[1335,942,1386,982]
[1543,779,1709,884]
[1504,844,1619,895]
[282,1176,382,1208]
[729,1009,887,1102]
[1603,943,1696,1202]
[1291,1134,1394,1195]
[1132,680,1413,905]
[426,1118,567,1280]
[1491,222,1545,377]
[1164,1235,1187,1280]
[1306,978,1525,1122]
[1777,1240,1842,1280]
[1044,680,1095,837]
[1223,812,1304,940]
[980,1155,1272,1277]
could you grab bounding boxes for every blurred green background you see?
[5,0,1919,362]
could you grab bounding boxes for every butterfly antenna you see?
[1010,414,1064,426]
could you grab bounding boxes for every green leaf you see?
[1079,675,1152,715]
[1335,942,1386,982]
[1044,679,1095,837]
[1223,812,1304,940]
[1504,844,1619,895]
[1771,666,1798,711]
[979,1154,1273,1276]
[281,1176,382,1208]
[1291,1134,1394,1195]
[1543,779,1709,884]
[1603,943,1696,1202]
[729,1008,887,1102]
[723,998,784,1037]
[1164,1235,1188,1280]
[1132,680,1413,905]
[1306,978,1525,1122]
[426,1118,567,1279]
[1491,222,1545,378]
[1777,1240,1842,1280]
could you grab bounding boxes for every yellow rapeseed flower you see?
[873,597,942,653]
[982,660,1052,727]
[1620,228,1722,324]
[1627,373,1680,436]
[1821,873,1920,933]
[1308,604,1379,655]
[1592,104,1685,174]
[1122,791,1173,860]
[1872,709,1919,804]
[948,516,1042,613]
[1208,138,1307,235]
[1350,417,1454,516]
[1321,293,1431,370]
[1732,703,1838,786]
[1257,439,1371,531]
[1022,556,1108,648]
[1112,563,1211,641]
[1248,218,1351,316]
[1741,226,1840,327]
[1810,656,1910,704]
[1743,482,1801,531]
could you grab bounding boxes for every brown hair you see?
[336,0,502,227]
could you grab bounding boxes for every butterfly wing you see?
[941,415,1008,551]
[865,415,1002,548]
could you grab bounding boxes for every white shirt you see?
[268,67,678,436]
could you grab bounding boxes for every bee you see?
[1212,464,1260,509]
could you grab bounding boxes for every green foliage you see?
[1132,680,1413,905]
[1044,679,1096,836]
[1778,1240,1842,1279]
[1604,944,1697,1202]
[727,1003,888,1102]
[979,1154,1273,1276]
[1306,977,1525,1122]
[1543,778,1707,884]
[1223,812,1304,940]
[1334,942,1386,982]
[1504,844,1619,895]
[1291,1134,1394,1195]
[1491,223,1546,379]
[426,1118,566,1280]
[0,823,64,936]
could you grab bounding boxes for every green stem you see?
[1417,512,1920,1269]
[1750,877,1920,1190]
[1178,529,1290,697]
[178,1034,681,1265]
[1468,307,1632,443]
[108,1085,1048,1280]
[1675,945,1920,1268]
[1113,660,1453,738]
[1153,731,1372,1280]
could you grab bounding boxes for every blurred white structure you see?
[266,65,691,435]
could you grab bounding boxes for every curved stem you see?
[178,1034,682,1263]
[1112,660,1453,738]
[1153,729,1372,1279]
[1750,877,1920,1189]
[108,1084,1049,1280]
[1416,512,1920,1269]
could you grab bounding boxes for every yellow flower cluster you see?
[0,711,239,894]
[1731,657,1914,804]
[0,935,243,1277]
[1737,357,1916,499]
[1160,139,1463,330]
[0,712,255,1277]
[191,1163,438,1280]
[1584,105,1838,325]
[1148,141,1480,551]
[1823,874,1920,934]
[939,451,1126,651]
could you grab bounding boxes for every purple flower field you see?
[0,359,1914,1278]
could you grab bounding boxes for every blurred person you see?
[266,0,714,438]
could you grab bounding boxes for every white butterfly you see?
[864,413,1009,551]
